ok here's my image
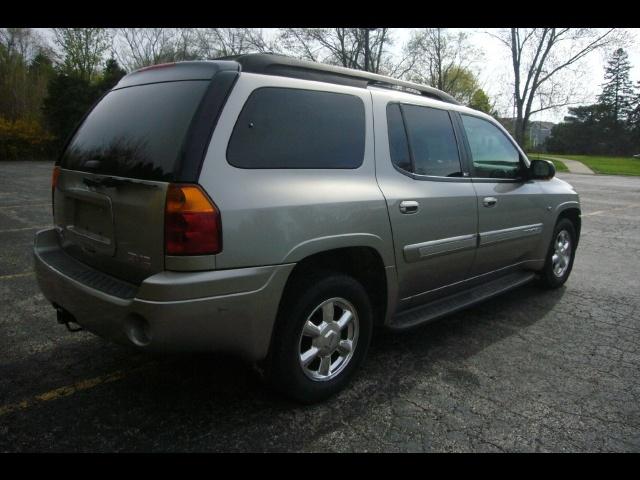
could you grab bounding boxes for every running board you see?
[388,271,537,330]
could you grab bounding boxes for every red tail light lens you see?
[165,184,221,256]
[52,165,60,192]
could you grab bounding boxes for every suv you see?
[34,54,580,403]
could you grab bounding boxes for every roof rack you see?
[218,53,460,106]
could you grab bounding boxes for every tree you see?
[598,48,635,124]
[493,28,620,145]
[404,29,482,95]
[42,73,101,150]
[52,28,110,82]
[468,88,496,115]
[277,28,402,75]
[0,28,47,121]
[191,28,274,58]
[112,28,202,71]
[545,104,611,154]
[627,81,640,152]
[438,66,480,105]
[97,57,126,91]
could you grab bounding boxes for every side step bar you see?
[388,270,537,330]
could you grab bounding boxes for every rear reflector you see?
[165,184,221,256]
[52,165,60,191]
[51,165,60,209]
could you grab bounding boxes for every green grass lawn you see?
[555,155,640,176]
[526,153,569,172]
[527,153,640,176]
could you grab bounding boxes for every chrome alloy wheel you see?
[298,297,359,382]
[552,229,572,277]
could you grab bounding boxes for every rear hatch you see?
[53,62,238,284]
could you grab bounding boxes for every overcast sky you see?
[388,28,640,124]
[38,27,639,124]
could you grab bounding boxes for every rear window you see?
[227,87,365,169]
[61,80,210,181]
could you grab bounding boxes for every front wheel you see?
[267,272,373,404]
[539,218,577,289]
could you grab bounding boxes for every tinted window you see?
[386,103,412,172]
[401,105,462,177]
[461,115,522,179]
[61,81,210,181]
[227,88,365,169]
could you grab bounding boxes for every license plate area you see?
[62,188,115,257]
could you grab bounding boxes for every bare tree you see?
[491,28,621,144]
[277,28,405,75]
[0,28,52,121]
[111,28,199,71]
[191,28,275,58]
[51,28,110,81]
[111,28,275,71]
[404,28,482,94]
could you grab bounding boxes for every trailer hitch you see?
[55,307,83,332]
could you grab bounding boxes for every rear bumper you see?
[33,228,294,361]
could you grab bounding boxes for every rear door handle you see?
[399,200,419,214]
[483,197,498,208]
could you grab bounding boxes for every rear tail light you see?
[164,184,221,256]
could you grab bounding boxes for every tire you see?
[267,271,373,404]
[539,218,577,289]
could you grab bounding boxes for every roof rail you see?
[220,53,460,106]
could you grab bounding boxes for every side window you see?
[401,104,463,177]
[227,87,365,169]
[386,103,412,172]
[460,115,522,179]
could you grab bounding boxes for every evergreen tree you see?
[97,57,127,91]
[629,81,640,152]
[42,71,101,152]
[598,48,635,124]
[545,104,610,154]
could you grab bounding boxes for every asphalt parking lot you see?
[1,160,639,452]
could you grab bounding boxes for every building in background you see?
[497,118,556,151]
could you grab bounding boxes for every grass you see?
[554,155,640,176]
[526,153,569,172]
[527,153,640,176]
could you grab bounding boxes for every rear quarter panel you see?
[198,73,395,270]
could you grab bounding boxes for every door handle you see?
[483,197,498,208]
[399,200,419,214]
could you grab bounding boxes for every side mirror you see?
[529,159,555,180]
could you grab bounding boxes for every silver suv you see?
[34,54,580,403]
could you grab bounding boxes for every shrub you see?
[0,117,55,161]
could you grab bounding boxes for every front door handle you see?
[483,197,498,208]
[399,200,419,214]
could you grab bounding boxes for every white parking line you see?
[0,362,159,417]
[0,271,34,280]
[0,225,50,233]
[0,203,50,210]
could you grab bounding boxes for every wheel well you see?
[558,208,581,245]
[280,247,388,328]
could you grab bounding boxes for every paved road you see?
[1,161,639,452]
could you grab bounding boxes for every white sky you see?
[37,27,639,124]
[388,28,640,123]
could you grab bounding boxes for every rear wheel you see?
[539,218,577,289]
[267,272,373,404]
